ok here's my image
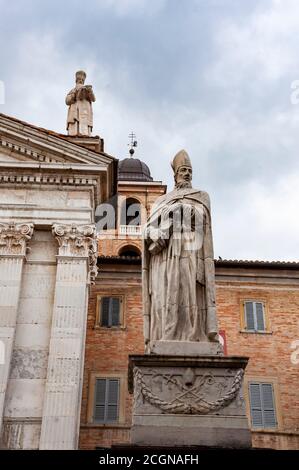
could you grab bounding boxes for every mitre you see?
[171,149,192,173]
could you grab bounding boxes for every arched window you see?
[121,198,141,226]
[119,245,141,257]
[119,197,142,235]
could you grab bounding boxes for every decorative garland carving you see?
[134,367,244,414]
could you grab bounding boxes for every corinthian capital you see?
[52,223,98,283]
[0,222,34,256]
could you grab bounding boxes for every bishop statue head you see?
[171,150,193,189]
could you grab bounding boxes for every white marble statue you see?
[143,150,219,349]
[66,70,96,136]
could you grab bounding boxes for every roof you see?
[0,112,116,159]
[215,259,299,270]
[118,157,153,182]
[98,255,299,269]
[98,255,141,265]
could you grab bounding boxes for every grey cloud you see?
[0,0,298,261]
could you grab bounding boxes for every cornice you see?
[0,172,98,186]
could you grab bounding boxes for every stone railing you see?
[119,225,142,236]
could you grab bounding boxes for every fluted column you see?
[39,224,97,450]
[0,222,34,435]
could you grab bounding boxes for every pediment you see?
[0,151,26,163]
[0,113,116,168]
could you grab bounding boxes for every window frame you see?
[87,372,127,426]
[93,377,120,424]
[95,294,125,329]
[240,299,271,334]
[243,376,282,432]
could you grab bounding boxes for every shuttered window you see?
[94,378,120,423]
[249,382,277,429]
[244,301,266,332]
[100,297,121,327]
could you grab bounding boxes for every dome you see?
[118,157,153,182]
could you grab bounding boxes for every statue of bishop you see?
[143,150,219,351]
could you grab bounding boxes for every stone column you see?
[39,224,97,450]
[0,223,34,436]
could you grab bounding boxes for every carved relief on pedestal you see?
[0,222,34,256]
[52,223,98,283]
[133,366,244,415]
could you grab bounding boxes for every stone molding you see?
[0,222,34,256]
[52,223,98,283]
[0,138,61,163]
[0,174,97,187]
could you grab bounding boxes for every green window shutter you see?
[106,379,119,423]
[94,378,120,423]
[111,298,120,326]
[255,302,265,331]
[245,302,255,331]
[249,383,263,428]
[94,379,106,422]
[261,383,277,428]
[101,297,120,327]
[101,298,110,326]
[249,382,277,429]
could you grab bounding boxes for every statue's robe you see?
[143,187,218,347]
[65,85,95,136]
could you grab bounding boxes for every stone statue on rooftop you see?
[143,150,220,353]
[66,70,96,137]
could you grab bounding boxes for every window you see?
[120,197,142,226]
[244,301,266,332]
[118,245,141,257]
[249,382,277,429]
[100,297,121,327]
[94,378,120,424]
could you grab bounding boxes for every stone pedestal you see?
[129,355,251,449]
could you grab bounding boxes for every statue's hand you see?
[77,87,88,100]
[66,91,76,105]
[148,239,166,255]
[85,85,95,102]
[144,338,150,354]
[162,202,182,221]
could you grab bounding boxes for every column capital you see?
[52,223,98,284]
[0,222,34,256]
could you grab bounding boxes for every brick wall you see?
[80,265,299,450]
[216,274,299,450]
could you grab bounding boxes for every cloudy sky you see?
[1,0,299,261]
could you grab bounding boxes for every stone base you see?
[128,355,251,449]
[149,340,223,356]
